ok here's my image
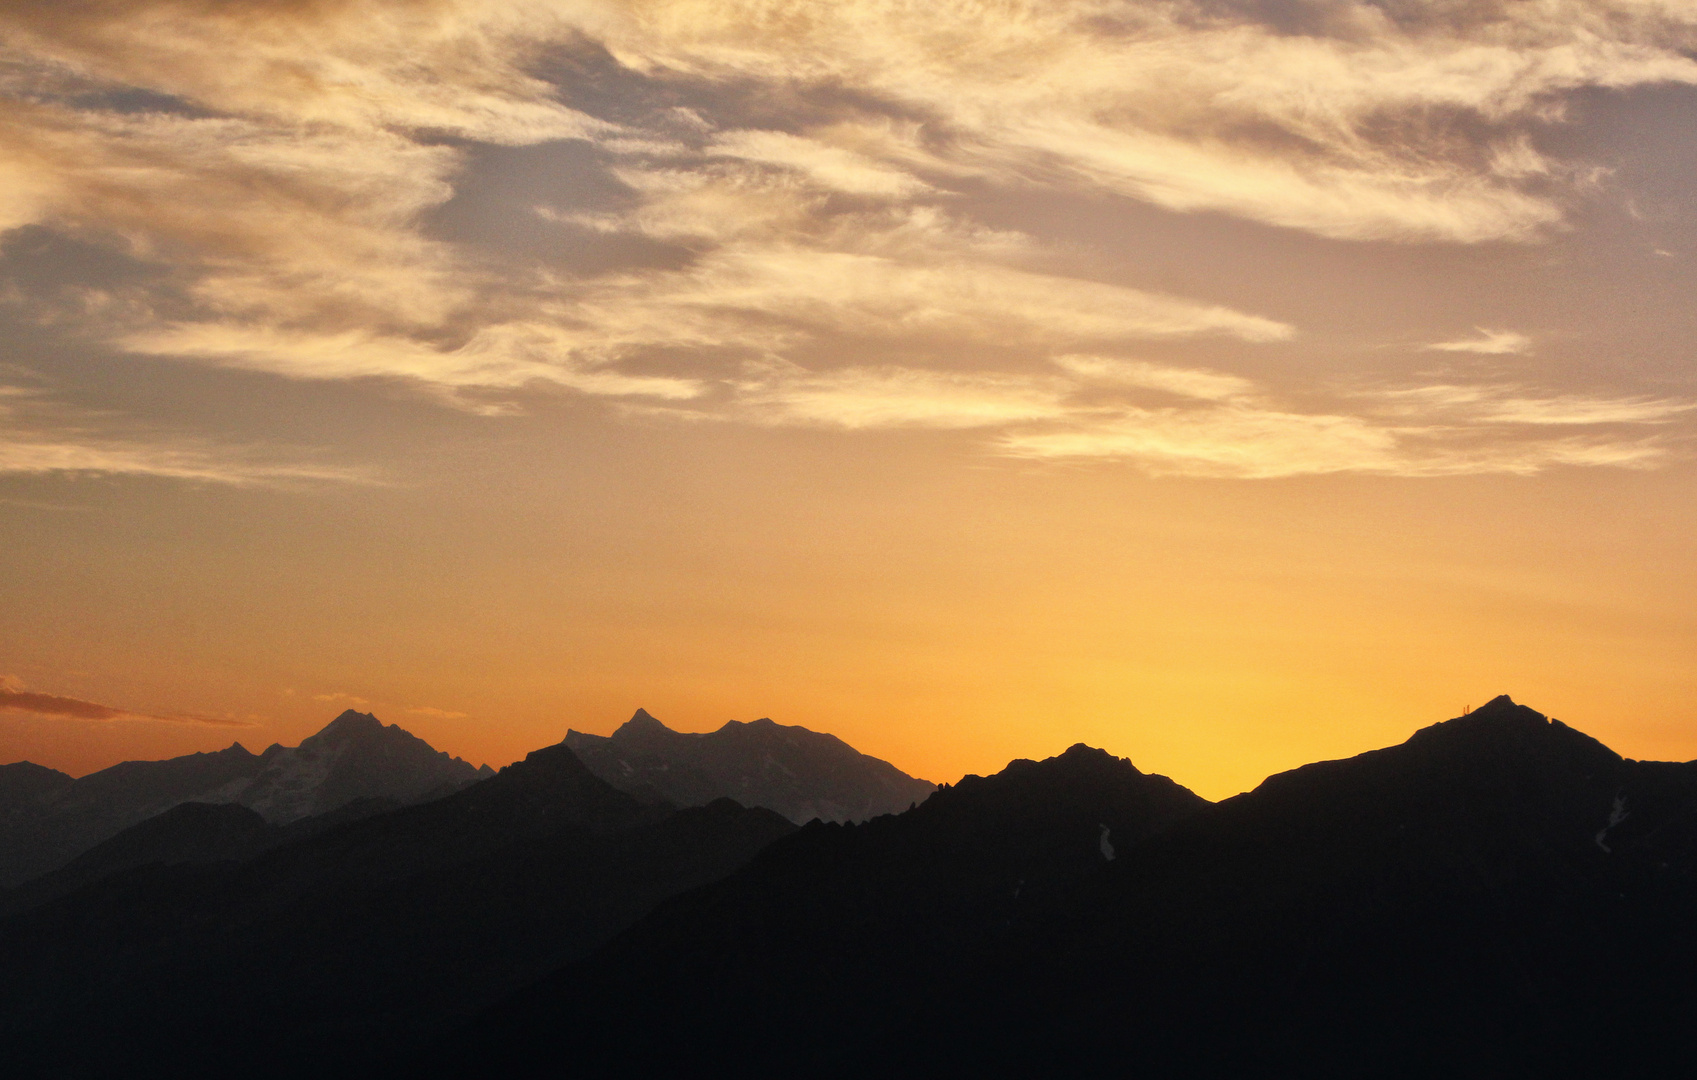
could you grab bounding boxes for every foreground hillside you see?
[435,697,1697,1077]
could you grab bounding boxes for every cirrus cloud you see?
[1,0,1694,485]
[0,676,256,727]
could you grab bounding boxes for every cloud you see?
[0,0,604,146]
[0,437,378,484]
[995,404,1677,479]
[581,0,1697,242]
[1366,384,1696,426]
[1426,329,1533,355]
[0,386,379,485]
[0,678,256,727]
[1,0,1695,487]
[312,692,370,707]
[1052,355,1256,402]
[709,130,931,197]
[407,705,470,719]
[121,322,707,399]
[736,366,1068,430]
[731,363,1695,479]
[998,405,1407,479]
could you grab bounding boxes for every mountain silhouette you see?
[0,733,794,1079]
[0,710,486,888]
[566,708,935,822]
[233,709,489,823]
[435,697,1697,1078]
[8,696,1697,1077]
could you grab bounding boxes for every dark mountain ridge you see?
[439,696,1697,1078]
[566,708,936,823]
[440,741,1210,1076]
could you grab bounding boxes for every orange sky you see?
[2,0,1696,800]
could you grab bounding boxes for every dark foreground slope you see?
[567,709,936,823]
[436,697,1697,1078]
[0,740,795,1080]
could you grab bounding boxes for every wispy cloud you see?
[996,404,1676,479]
[745,365,1694,479]
[407,705,470,720]
[1366,384,1696,426]
[1052,355,1256,402]
[709,130,932,198]
[312,692,371,707]
[0,676,255,727]
[2,0,1695,484]
[0,386,379,485]
[735,366,1069,430]
[581,0,1697,242]
[1426,329,1533,355]
[998,405,1407,479]
[0,434,380,485]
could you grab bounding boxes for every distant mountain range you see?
[0,710,487,889]
[5,696,1697,1077]
[565,709,935,823]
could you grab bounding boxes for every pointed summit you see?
[1474,693,1523,714]
[1404,694,1618,769]
[319,709,385,740]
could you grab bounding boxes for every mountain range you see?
[565,708,936,823]
[0,726,795,1078]
[0,710,487,889]
[436,696,1697,1077]
[4,696,1697,1077]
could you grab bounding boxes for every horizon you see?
[3,693,1643,802]
[3,1,1695,802]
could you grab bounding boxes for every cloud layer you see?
[2,0,1695,479]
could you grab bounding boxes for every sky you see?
[2,0,1696,799]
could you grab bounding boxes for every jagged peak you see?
[991,743,1148,783]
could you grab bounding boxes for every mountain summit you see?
[565,710,935,823]
[236,709,487,823]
